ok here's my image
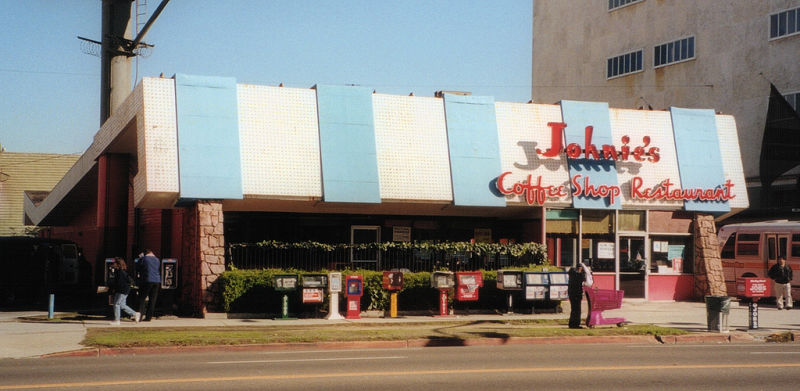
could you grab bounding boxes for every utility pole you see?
[100,0,134,125]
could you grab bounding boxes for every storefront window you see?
[650,235,693,274]
[581,210,615,272]
[546,209,578,267]
[619,211,645,231]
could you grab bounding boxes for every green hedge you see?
[218,266,563,314]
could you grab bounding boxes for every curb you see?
[41,333,751,358]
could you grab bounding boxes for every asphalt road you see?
[1,343,799,390]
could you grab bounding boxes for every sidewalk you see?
[1,300,797,359]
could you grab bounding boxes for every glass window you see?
[770,7,800,39]
[792,234,800,257]
[721,234,735,259]
[736,233,760,256]
[650,235,693,274]
[654,36,695,68]
[619,211,646,231]
[606,50,643,79]
[687,37,694,58]
[608,0,642,11]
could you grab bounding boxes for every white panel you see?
[238,85,322,199]
[716,115,749,210]
[495,102,572,207]
[373,94,453,202]
[610,109,683,209]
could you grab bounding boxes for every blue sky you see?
[0,1,532,154]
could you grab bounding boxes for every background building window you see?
[607,50,643,79]
[608,0,643,11]
[784,92,799,112]
[770,7,800,39]
[654,36,695,68]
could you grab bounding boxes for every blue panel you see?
[443,94,505,207]
[174,74,243,200]
[316,85,380,203]
[670,107,730,213]
[560,100,621,209]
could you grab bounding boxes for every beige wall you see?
[532,0,800,181]
[0,153,79,236]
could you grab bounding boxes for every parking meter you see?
[273,274,298,319]
[345,275,363,319]
[383,271,405,318]
[455,272,483,301]
[737,277,770,329]
[524,272,549,300]
[548,272,570,300]
[160,258,178,290]
[497,270,523,314]
[301,274,327,305]
[325,272,344,320]
[431,271,455,316]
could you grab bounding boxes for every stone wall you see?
[693,213,727,297]
[181,200,225,316]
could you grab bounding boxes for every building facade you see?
[532,0,800,220]
[25,75,748,314]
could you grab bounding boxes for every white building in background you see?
[532,0,800,221]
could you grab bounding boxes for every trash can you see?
[705,296,731,332]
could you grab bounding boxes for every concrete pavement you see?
[1,299,797,359]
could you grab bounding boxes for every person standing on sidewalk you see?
[110,258,140,325]
[136,250,161,321]
[568,263,586,329]
[768,257,793,310]
[580,261,593,327]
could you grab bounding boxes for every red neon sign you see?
[630,177,735,202]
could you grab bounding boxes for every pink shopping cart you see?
[583,286,627,327]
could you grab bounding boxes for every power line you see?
[0,68,95,77]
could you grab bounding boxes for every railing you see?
[226,244,538,272]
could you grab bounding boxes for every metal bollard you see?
[48,294,55,319]
[748,301,759,329]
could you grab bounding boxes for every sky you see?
[0,0,532,154]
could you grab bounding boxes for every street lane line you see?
[207,356,406,364]
[750,352,800,355]
[3,362,800,390]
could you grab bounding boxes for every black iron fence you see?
[226,243,542,272]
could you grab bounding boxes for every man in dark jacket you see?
[768,257,793,310]
[136,249,161,321]
[568,263,586,328]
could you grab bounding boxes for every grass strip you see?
[83,320,686,348]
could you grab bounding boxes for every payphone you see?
[345,275,363,319]
[273,274,298,319]
[160,258,178,290]
[431,271,455,316]
[382,271,404,318]
[496,270,523,314]
[326,272,344,320]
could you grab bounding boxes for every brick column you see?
[693,213,727,297]
[181,201,225,316]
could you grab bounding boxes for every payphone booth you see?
[455,272,483,302]
[524,272,549,301]
[326,272,344,320]
[548,272,570,301]
[345,275,363,319]
[301,274,327,317]
[497,270,523,314]
[431,271,455,316]
[103,258,116,287]
[737,277,770,329]
[273,274,298,319]
[382,271,404,318]
[160,258,178,290]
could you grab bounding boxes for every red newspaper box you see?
[345,275,363,319]
[736,278,770,298]
[455,272,483,301]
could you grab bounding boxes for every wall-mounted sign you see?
[392,226,411,242]
[537,122,660,162]
[597,242,615,259]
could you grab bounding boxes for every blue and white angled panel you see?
[560,100,621,209]
[670,107,730,213]
[316,84,381,203]
[443,94,505,207]
[174,74,243,200]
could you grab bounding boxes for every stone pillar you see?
[693,213,727,298]
[181,201,225,316]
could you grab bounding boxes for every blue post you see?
[48,294,55,319]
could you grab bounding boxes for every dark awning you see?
[759,83,800,187]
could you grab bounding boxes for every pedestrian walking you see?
[109,257,140,325]
[568,263,586,329]
[136,249,161,321]
[768,256,793,310]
